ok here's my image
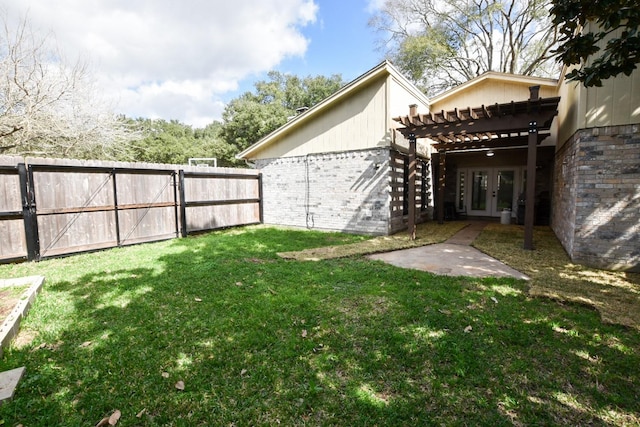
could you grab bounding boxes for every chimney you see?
[529,85,540,101]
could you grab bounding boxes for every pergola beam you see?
[432,132,550,152]
[400,111,556,140]
[393,97,560,138]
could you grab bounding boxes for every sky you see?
[3,0,387,127]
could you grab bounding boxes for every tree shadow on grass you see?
[473,224,640,330]
[300,271,640,426]
[0,226,638,425]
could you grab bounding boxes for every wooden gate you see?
[0,159,262,263]
[29,164,180,258]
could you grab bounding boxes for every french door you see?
[458,168,522,217]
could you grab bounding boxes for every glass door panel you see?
[494,170,515,214]
[470,171,489,213]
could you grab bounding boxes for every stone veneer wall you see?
[552,125,640,271]
[255,148,393,235]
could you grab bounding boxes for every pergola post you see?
[437,151,446,224]
[408,132,417,240]
[524,86,540,250]
[523,120,538,250]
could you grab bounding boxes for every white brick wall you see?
[255,148,393,235]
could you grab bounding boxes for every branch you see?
[0,125,24,138]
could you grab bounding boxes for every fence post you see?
[178,170,188,237]
[258,173,264,224]
[111,169,121,246]
[19,164,40,261]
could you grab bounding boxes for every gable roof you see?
[236,60,429,160]
[429,71,559,105]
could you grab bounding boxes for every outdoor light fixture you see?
[486,150,495,157]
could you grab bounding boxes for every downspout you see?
[304,154,314,229]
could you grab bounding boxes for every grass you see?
[0,224,638,426]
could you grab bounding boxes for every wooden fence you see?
[0,156,261,263]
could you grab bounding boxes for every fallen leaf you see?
[136,408,146,418]
[240,369,247,376]
[301,329,308,338]
[464,325,473,333]
[95,417,110,427]
[161,372,169,378]
[95,410,121,427]
[235,281,243,286]
[491,297,499,304]
[175,380,185,391]
[194,298,202,302]
[80,341,92,348]
[32,343,48,352]
[109,410,121,425]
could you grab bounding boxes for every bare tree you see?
[0,12,135,159]
[370,0,560,95]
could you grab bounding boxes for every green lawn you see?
[0,225,638,426]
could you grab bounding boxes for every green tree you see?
[370,0,559,95]
[194,122,240,167]
[221,71,343,152]
[124,118,238,166]
[124,119,192,164]
[550,0,640,87]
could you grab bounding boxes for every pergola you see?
[393,86,560,249]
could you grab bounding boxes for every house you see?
[237,61,433,235]
[238,60,639,272]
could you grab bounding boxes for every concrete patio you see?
[367,222,529,280]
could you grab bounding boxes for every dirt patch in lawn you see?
[0,286,28,321]
[278,221,468,260]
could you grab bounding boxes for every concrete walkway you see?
[367,222,529,280]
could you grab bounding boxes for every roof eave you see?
[237,60,416,160]
[429,71,560,105]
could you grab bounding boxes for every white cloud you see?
[365,0,386,13]
[4,0,318,127]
